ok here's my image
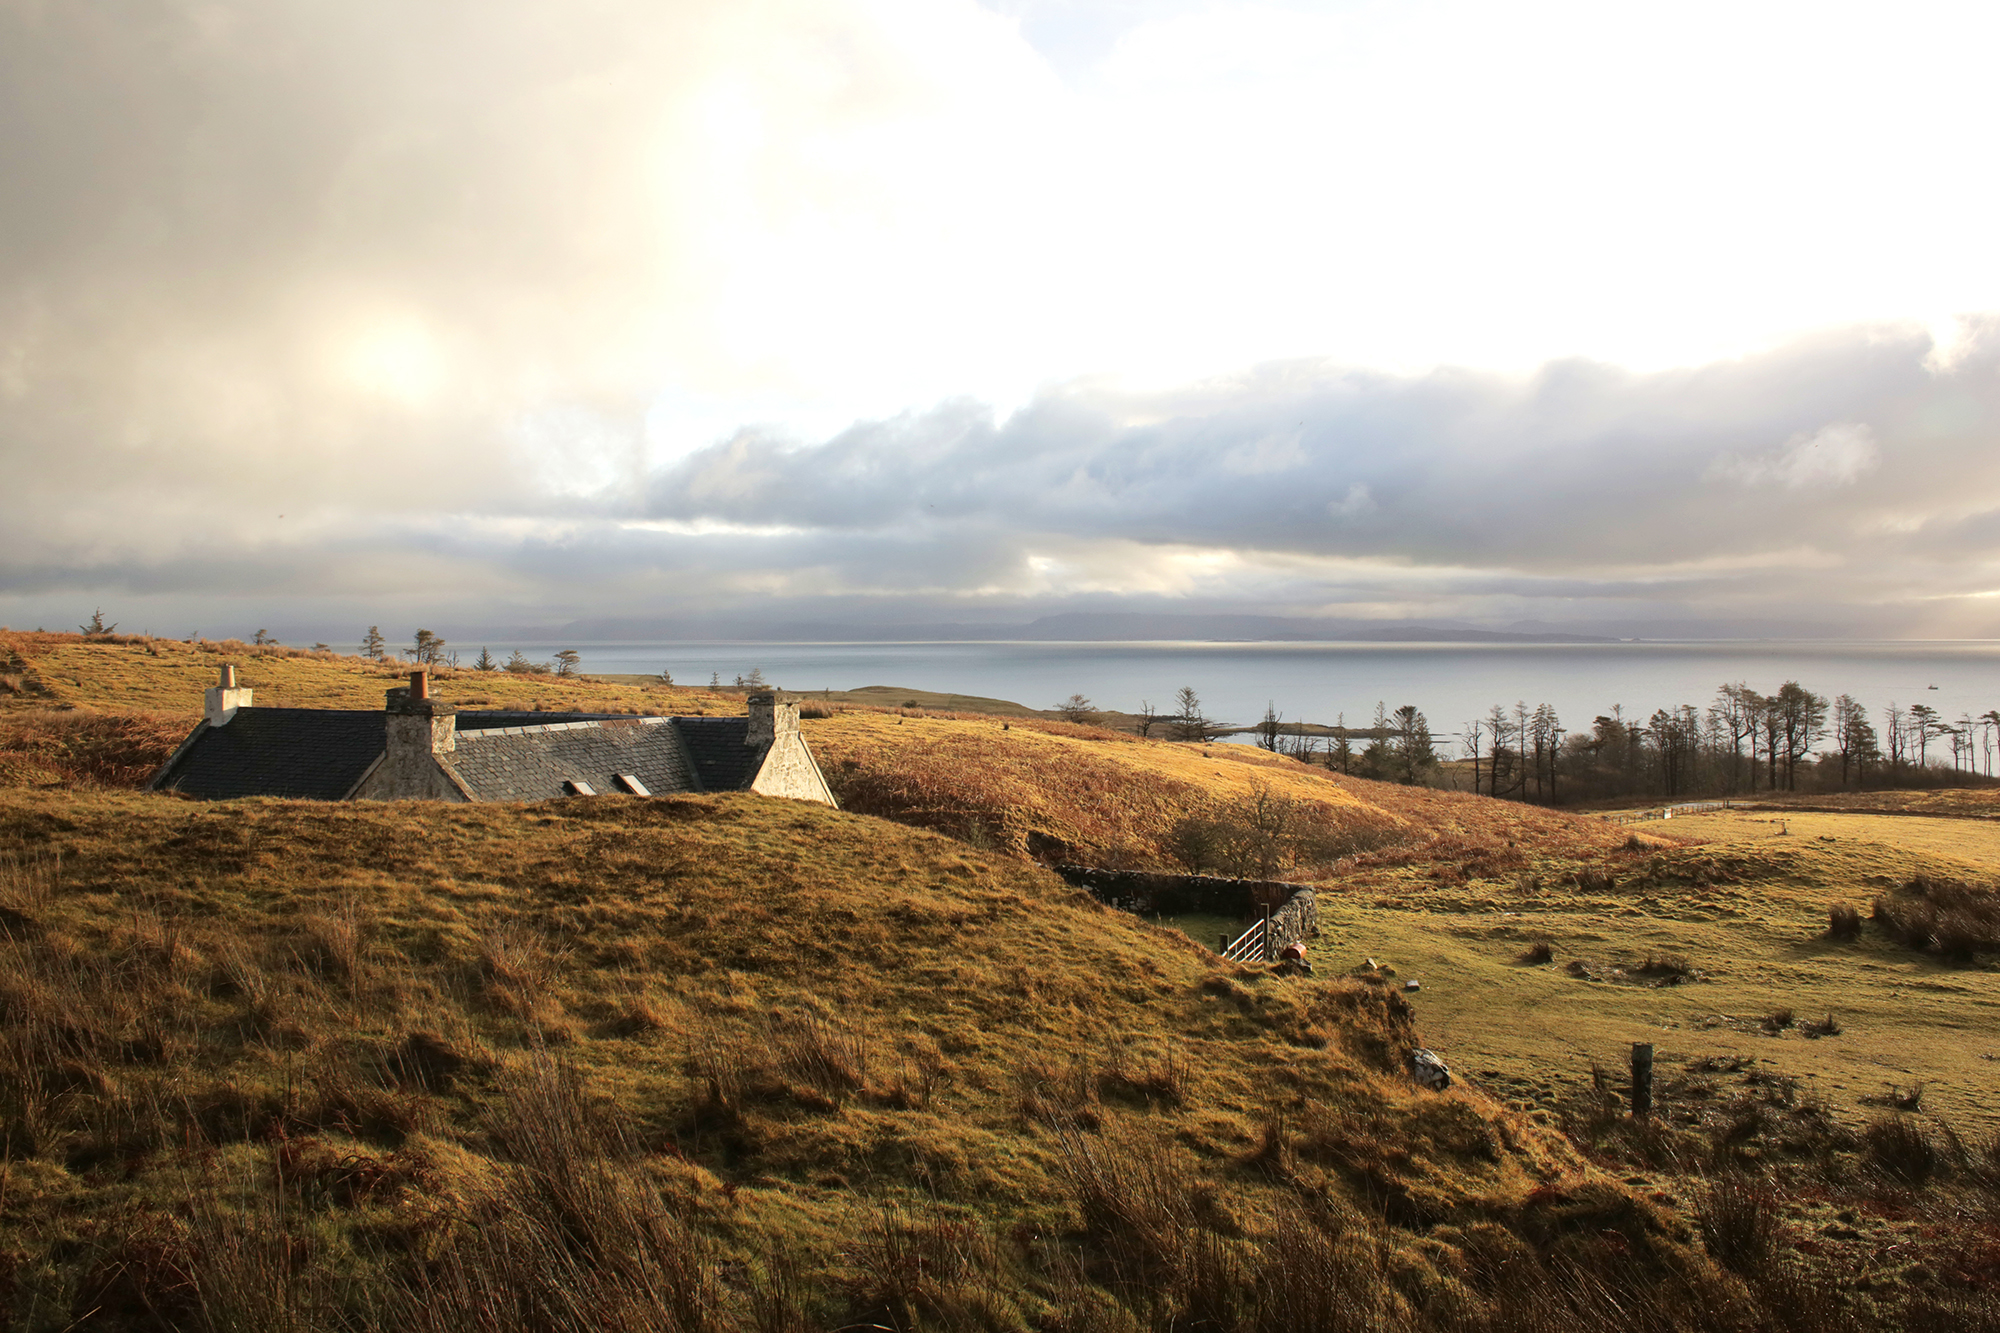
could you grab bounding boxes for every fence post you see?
[1263,905,1273,961]
[1219,932,1228,956]
[1630,1043,1654,1118]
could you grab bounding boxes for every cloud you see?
[5,1,2000,638]
[1709,423,1880,490]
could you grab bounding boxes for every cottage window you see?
[563,779,596,796]
[613,773,651,795]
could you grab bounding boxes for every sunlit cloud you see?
[1,0,1998,638]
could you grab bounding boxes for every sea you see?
[478,639,2000,745]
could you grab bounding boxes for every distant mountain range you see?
[533,612,1617,644]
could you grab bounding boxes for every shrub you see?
[1637,952,1694,980]
[1864,1115,1938,1185]
[1827,903,1862,940]
[1871,877,2000,962]
[1518,939,1554,965]
[1696,1176,1779,1276]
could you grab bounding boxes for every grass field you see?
[2,632,1999,1327]
[0,785,1688,1331]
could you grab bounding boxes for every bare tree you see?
[1712,684,1759,793]
[1134,700,1159,738]
[1056,693,1096,723]
[1484,703,1514,797]
[1257,701,1282,752]
[1772,682,1828,790]
[1461,718,1485,795]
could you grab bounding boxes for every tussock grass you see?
[1872,874,2000,961]
[0,785,1711,1330]
[0,707,191,789]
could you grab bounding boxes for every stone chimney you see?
[744,691,797,748]
[203,664,253,726]
[384,669,457,768]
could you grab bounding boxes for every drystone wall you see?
[1221,887,1318,963]
[1054,865,1300,916]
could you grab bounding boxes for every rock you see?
[1409,1048,1451,1091]
[1363,957,1378,970]
[1403,979,1421,992]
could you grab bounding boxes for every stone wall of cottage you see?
[353,712,468,801]
[749,727,839,805]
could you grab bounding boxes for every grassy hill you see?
[3,632,1999,1327]
[0,785,1728,1332]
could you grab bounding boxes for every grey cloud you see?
[3,0,1998,637]
[646,323,2000,581]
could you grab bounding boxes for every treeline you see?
[1454,683,2000,805]
[1221,681,1999,805]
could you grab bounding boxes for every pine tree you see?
[361,626,386,660]
[473,647,497,672]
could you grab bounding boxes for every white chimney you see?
[204,664,253,726]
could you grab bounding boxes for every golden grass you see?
[805,709,1642,877]
[0,707,192,789]
[0,785,1711,1329]
[1748,786,2000,820]
[0,630,741,718]
[6,639,2000,1323]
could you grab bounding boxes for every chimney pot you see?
[410,670,429,700]
[204,665,252,725]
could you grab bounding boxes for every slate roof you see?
[149,708,771,802]
[673,716,766,792]
[150,708,386,800]
[453,711,633,732]
[441,718,704,801]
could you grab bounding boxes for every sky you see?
[3,0,1999,642]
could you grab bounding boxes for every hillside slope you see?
[0,786,1745,1331]
[806,708,1645,877]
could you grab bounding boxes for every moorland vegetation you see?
[1,629,1998,1328]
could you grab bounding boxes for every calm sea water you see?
[483,639,2000,744]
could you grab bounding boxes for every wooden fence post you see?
[1262,905,1273,961]
[1218,932,1228,956]
[1630,1043,1654,1118]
